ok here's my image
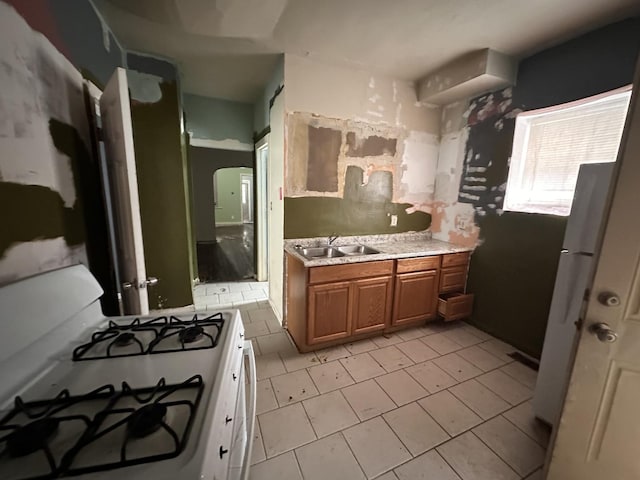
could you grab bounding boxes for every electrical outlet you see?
[390,215,398,227]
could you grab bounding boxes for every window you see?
[504,87,632,216]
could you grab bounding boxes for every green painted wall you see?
[129,78,193,309]
[184,94,254,144]
[459,18,640,358]
[215,167,251,224]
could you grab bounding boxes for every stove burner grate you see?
[6,417,60,457]
[0,377,203,479]
[179,326,204,344]
[72,313,225,361]
[126,403,167,438]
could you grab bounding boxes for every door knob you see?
[145,277,159,287]
[589,323,618,343]
[598,292,620,307]
[122,281,133,290]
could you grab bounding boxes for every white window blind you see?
[504,87,632,216]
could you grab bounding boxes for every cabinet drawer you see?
[439,265,467,293]
[438,293,474,321]
[397,256,440,273]
[309,260,394,284]
[441,252,471,268]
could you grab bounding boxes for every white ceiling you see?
[94,0,640,103]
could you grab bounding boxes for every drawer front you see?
[309,260,394,284]
[439,265,467,293]
[396,256,440,273]
[441,252,471,268]
[438,293,474,321]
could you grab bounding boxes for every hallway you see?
[197,224,255,282]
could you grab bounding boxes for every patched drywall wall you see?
[283,55,440,237]
[184,94,254,150]
[431,17,640,358]
[0,2,94,284]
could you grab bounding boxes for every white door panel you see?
[100,67,149,315]
[548,66,640,479]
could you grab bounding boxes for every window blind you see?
[504,88,631,216]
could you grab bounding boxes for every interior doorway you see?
[196,166,255,282]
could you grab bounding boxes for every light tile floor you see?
[193,281,268,310]
[230,300,549,480]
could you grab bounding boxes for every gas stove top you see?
[0,376,203,479]
[72,313,227,360]
[0,266,256,480]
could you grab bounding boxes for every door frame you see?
[240,173,253,223]
[255,137,269,282]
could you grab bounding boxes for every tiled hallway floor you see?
[240,303,549,480]
[193,280,268,309]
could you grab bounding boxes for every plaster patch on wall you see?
[346,132,397,157]
[397,130,439,211]
[0,3,90,282]
[285,111,438,223]
[307,125,340,192]
[0,238,86,285]
[126,70,163,103]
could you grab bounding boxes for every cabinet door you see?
[439,265,467,293]
[352,276,393,335]
[307,281,351,344]
[392,270,438,326]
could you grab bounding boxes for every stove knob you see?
[219,446,229,458]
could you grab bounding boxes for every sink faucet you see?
[327,234,339,246]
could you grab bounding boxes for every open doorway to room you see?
[208,166,255,281]
[189,146,258,283]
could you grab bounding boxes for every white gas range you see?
[0,265,256,480]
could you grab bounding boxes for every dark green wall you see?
[130,79,193,309]
[462,18,640,358]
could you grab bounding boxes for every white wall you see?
[285,54,439,134]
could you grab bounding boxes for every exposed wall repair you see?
[0,2,91,284]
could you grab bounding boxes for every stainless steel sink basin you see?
[336,245,380,255]
[295,244,380,260]
[298,247,345,259]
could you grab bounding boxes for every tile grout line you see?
[468,429,531,479]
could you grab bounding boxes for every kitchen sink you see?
[336,245,380,255]
[296,244,380,259]
[298,246,345,259]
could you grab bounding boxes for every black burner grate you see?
[72,313,224,361]
[0,376,204,480]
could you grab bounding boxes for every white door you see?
[547,76,640,478]
[100,67,149,315]
[268,92,285,321]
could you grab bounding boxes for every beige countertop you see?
[284,234,473,267]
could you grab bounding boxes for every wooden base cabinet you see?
[308,281,351,344]
[392,270,438,327]
[285,251,473,352]
[308,276,393,345]
[352,276,393,335]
